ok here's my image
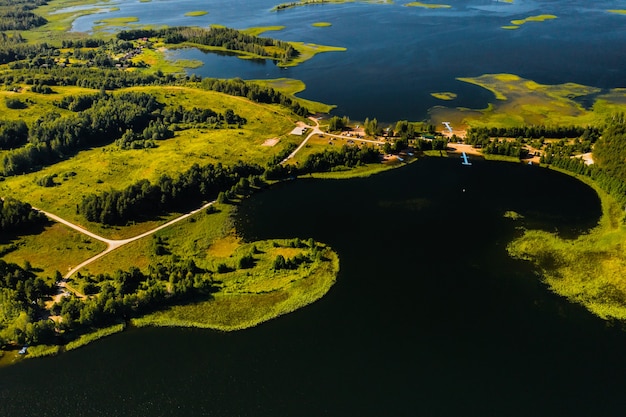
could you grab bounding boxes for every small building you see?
[290,127,307,136]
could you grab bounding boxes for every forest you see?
[0,197,47,234]
[540,115,626,206]
[0,0,47,31]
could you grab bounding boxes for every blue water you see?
[66,0,626,121]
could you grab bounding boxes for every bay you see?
[2,159,624,416]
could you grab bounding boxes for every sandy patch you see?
[446,143,482,156]
[262,138,280,147]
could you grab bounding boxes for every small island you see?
[184,11,209,17]
[404,2,451,8]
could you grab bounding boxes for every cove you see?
[2,159,626,416]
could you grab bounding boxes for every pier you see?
[461,151,472,166]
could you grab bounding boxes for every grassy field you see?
[507,167,626,320]
[81,204,235,276]
[1,223,107,280]
[0,85,300,238]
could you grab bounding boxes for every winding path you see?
[35,200,216,279]
[37,118,380,292]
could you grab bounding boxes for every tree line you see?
[200,77,309,116]
[541,115,626,206]
[78,162,264,225]
[467,125,600,141]
[0,197,47,234]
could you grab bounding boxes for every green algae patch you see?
[312,22,332,27]
[431,92,457,101]
[184,11,208,17]
[510,14,557,26]
[405,2,451,8]
[93,16,140,31]
[94,16,140,25]
[243,26,286,36]
[430,73,612,128]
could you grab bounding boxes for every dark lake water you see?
[3,158,626,416]
[68,0,626,121]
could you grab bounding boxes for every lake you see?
[68,0,626,121]
[3,158,626,416]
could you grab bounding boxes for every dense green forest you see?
[0,197,47,234]
[0,0,47,31]
[540,115,626,206]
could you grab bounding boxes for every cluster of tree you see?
[273,253,311,270]
[363,117,379,136]
[482,139,526,158]
[0,39,52,65]
[200,77,309,116]
[412,137,448,151]
[327,115,349,131]
[466,125,600,141]
[119,26,299,63]
[0,197,47,234]
[5,97,28,109]
[78,162,264,225]
[299,144,380,173]
[114,126,162,150]
[591,113,626,184]
[0,66,168,90]
[1,92,161,175]
[274,0,330,10]
[60,38,106,49]
[52,261,215,332]
[158,105,246,127]
[264,144,383,180]
[0,0,47,31]
[541,115,626,206]
[0,120,28,149]
[0,260,56,347]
